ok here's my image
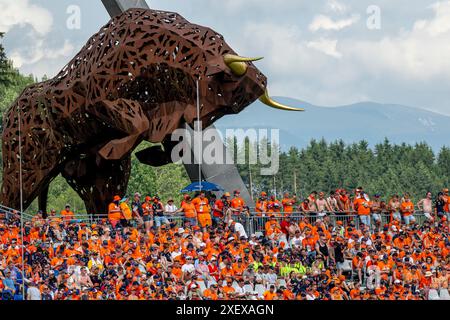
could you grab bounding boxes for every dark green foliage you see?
[235,138,448,202]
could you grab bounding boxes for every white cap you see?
[394,279,401,283]
[178,228,185,234]
[228,237,235,241]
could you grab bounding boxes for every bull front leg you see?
[86,98,149,161]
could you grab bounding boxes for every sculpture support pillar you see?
[183,124,254,206]
[101,0,255,207]
[101,0,149,17]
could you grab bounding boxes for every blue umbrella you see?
[181,181,224,192]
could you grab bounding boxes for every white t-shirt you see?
[165,204,178,214]
[290,235,304,248]
[234,222,248,239]
[306,293,316,300]
[182,263,195,274]
[27,286,42,300]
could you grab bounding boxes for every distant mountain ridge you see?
[215,97,450,151]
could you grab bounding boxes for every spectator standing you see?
[354,192,372,227]
[60,204,74,224]
[401,193,416,225]
[153,196,169,229]
[165,199,178,216]
[417,192,434,222]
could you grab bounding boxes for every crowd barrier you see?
[4,208,433,237]
[243,212,429,235]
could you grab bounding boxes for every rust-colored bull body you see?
[1,8,269,214]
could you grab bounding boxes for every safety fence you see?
[7,209,433,238]
[243,212,430,236]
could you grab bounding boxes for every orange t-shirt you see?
[263,291,277,300]
[203,289,218,300]
[282,198,295,213]
[108,203,121,221]
[192,197,210,214]
[120,202,132,220]
[182,202,197,218]
[354,198,371,215]
[230,197,245,212]
[255,199,268,214]
[401,201,414,216]
[60,209,74,221]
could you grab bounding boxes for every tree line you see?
[233,137,450,203]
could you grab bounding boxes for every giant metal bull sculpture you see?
[1,8,303,214]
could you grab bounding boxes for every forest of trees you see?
[233,138,450,203]
[0,33,449,214]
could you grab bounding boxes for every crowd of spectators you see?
[0,187,448,300]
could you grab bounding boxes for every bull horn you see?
[223,54,264,64]
[224,54,263,76]
[259,89,305,111]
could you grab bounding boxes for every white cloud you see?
[325,0,347,13]
[413,1,450,36]
[10,39,74,69]
[0,0,74,78]
[309,14,360,32]
[346,1,450,81]
[0,0,53,35]
[307,38,342,58]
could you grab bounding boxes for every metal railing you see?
[244,212,430,235]
[11,210,434,238]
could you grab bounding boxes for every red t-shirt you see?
[213,200,224,218]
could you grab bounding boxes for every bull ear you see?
[205,65,224,77]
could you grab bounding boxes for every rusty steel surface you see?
[1,8,267,214]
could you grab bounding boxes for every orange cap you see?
[261,192,267,196]
[113,195,121,202]
[145,196,152,202]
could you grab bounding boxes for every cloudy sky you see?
[1,0,450,115]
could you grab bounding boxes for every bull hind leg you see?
[61,154,132,215]
[1,127,62,213]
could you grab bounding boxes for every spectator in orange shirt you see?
[177,196,198,226]
[281,192,296,215]
[222,278,236,299]
[263,285,277,300]
[267,195,282,215]
[203,283,219,300]
[108,196,122,229]
[213,193,229,225]
[401,193,416,225]
[192,192,212,229]
[255,192,268,216]
[60,204,74,224]
[353,192,372,227]
[230,190,245,216]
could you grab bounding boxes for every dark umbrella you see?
[181,181,224,192]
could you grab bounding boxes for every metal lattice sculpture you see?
[1,8,302,214]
